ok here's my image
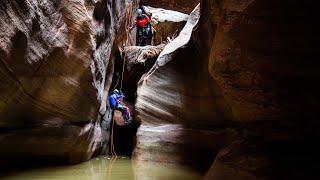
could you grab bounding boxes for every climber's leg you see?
[122,106,132,123]
[141,27,148,46]
[136,28,143,46]
[115,104,132,124]
[145,24,153,45]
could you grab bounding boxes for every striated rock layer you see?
[0,0,319,178]
[133,3,235,172]
[133,0,320,177]
[0,0,139,164]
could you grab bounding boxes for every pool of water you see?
[0,156,202,180]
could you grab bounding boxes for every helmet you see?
[113,89,120,94]
[137,9,143,16]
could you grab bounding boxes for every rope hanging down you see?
[110,4,132,157]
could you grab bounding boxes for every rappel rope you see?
[110,3,132,158]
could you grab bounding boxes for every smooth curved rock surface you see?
[0,0,319,178]
[133,0,320,177]
[132,3,234,171]
[0,0,139,163]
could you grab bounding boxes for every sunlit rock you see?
[132,4,234,171]
[140,0,200,14]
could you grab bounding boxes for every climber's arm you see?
[145,14,151,23]
[108,96,117,109]
[115,94,125,102]
[129,20,137,31]
[129,24,136,31]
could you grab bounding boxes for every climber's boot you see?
[124,115,132,125]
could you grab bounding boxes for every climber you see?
[108,89,132,125]
[129,8,153,46]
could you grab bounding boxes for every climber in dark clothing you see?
[130,8,153,46]
[108,89,132,125]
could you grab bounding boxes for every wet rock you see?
[204,138,319,180]
[204,140,272,180]
[133,124,238,171]
[0,0,139,163]
[0,122,103,164]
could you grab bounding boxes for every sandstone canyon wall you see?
[206,0,320,123]
[132,1,235,171]
[0,0,319,178]
[0,0,139,164]
[133,0,320,178]
[203,0,320,178]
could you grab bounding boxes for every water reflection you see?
[1,156,201,180]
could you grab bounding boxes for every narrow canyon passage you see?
[1,0,320,179]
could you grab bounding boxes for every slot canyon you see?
[0,0,319,179]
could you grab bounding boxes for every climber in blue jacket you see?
[108,89,132,125]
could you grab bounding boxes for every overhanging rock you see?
[138,3,201,84]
